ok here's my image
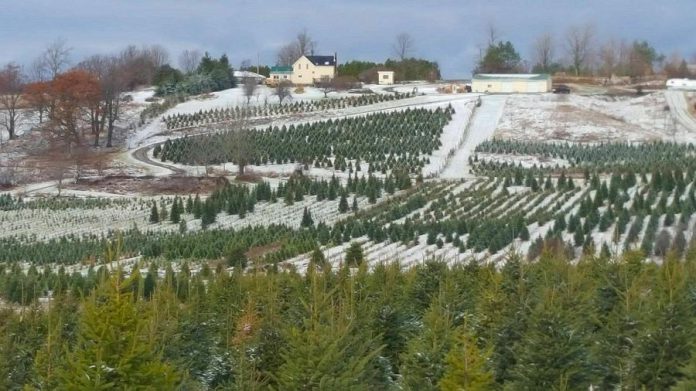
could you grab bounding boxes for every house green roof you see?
[473,73,550,81]
[270,66,293,73]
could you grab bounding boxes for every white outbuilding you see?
[666,78,696,91]
[472,74,551,93]
[378,70,395,85]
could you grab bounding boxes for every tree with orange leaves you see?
[48,69,100,154]
[23,81,51,124]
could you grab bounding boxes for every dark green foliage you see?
[149,203,159,224]
[160,107,451,174]
[300,207,314,228]
[345,242,364,266]
[338,193,349,213]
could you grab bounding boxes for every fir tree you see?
[56,274,180,389]
[439,328,494,391]
[338,193,349,213]
[170,198,181,224]
[345,242,364,267]
[149,203,160,224]
[300,207,314,228]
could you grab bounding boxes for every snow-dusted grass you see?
[494,92,688,143]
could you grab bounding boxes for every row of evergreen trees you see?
[161,91,415,130]
[156,106,453,174]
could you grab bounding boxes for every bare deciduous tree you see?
[532,32,554,72]
[228,126,255,177]
[119,45,162,89]
[101,57,127,148]
[179,49,202,74]
[0,63,25,140]
[316,76,335,98]
[275,80,292,104]
[146,45,170,69]
[392,33,415,61]
[28,57,48,82]
[276,28,316,66]
[42,38,72,79]
[565,24,594,76]
[297,29,316,54]
[597,39,619,77]
[242,76,257,105]
[486,22,500,46]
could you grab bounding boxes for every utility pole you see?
[257,52,260,75]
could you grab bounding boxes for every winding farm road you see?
[665,90,696,133]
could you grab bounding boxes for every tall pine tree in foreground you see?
[439,327,494,391]
[56,241,180,389]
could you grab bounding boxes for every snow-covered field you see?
[494,92,691,143]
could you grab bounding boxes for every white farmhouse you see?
[291,54,337,85]
[472,74,551,93]
[378,70,395,85]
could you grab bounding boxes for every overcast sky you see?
[0,0,694,78]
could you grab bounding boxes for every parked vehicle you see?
[552,84,571,94]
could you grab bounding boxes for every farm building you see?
[666,78,696,91]
[291,54,337,85]
[233,70,266,84]
[472,74,551,93]
[268,66,292,85]
[378,70,395,85]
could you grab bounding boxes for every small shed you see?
[268,66,293,85]
[378,71,395,85]
[472,74,551,93]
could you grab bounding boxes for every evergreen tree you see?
[400,291,456,389]
[159,199,169,222]
[185,195,193,213]
[300,207,314,228]
[56,274,180,388]
[439,328,494,391]
[170,198,181,224]
[338,193,349,213]
[345,242,364,267]
[149,203,160,224]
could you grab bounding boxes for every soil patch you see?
[68,175,228,195]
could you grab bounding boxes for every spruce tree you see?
[345,242,364,267]
[149,203,160,224]
[56,274,180,388]
[439,328,494,391]
[301,207,314,228]
[170,198,181,224]
[338,193,349,213]
[185,195,193,213]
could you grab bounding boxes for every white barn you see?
[472,74,551,93]
[666,78,696,91]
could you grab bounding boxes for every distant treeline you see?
[338,58,441,82]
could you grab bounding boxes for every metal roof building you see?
[472,74,551,93]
